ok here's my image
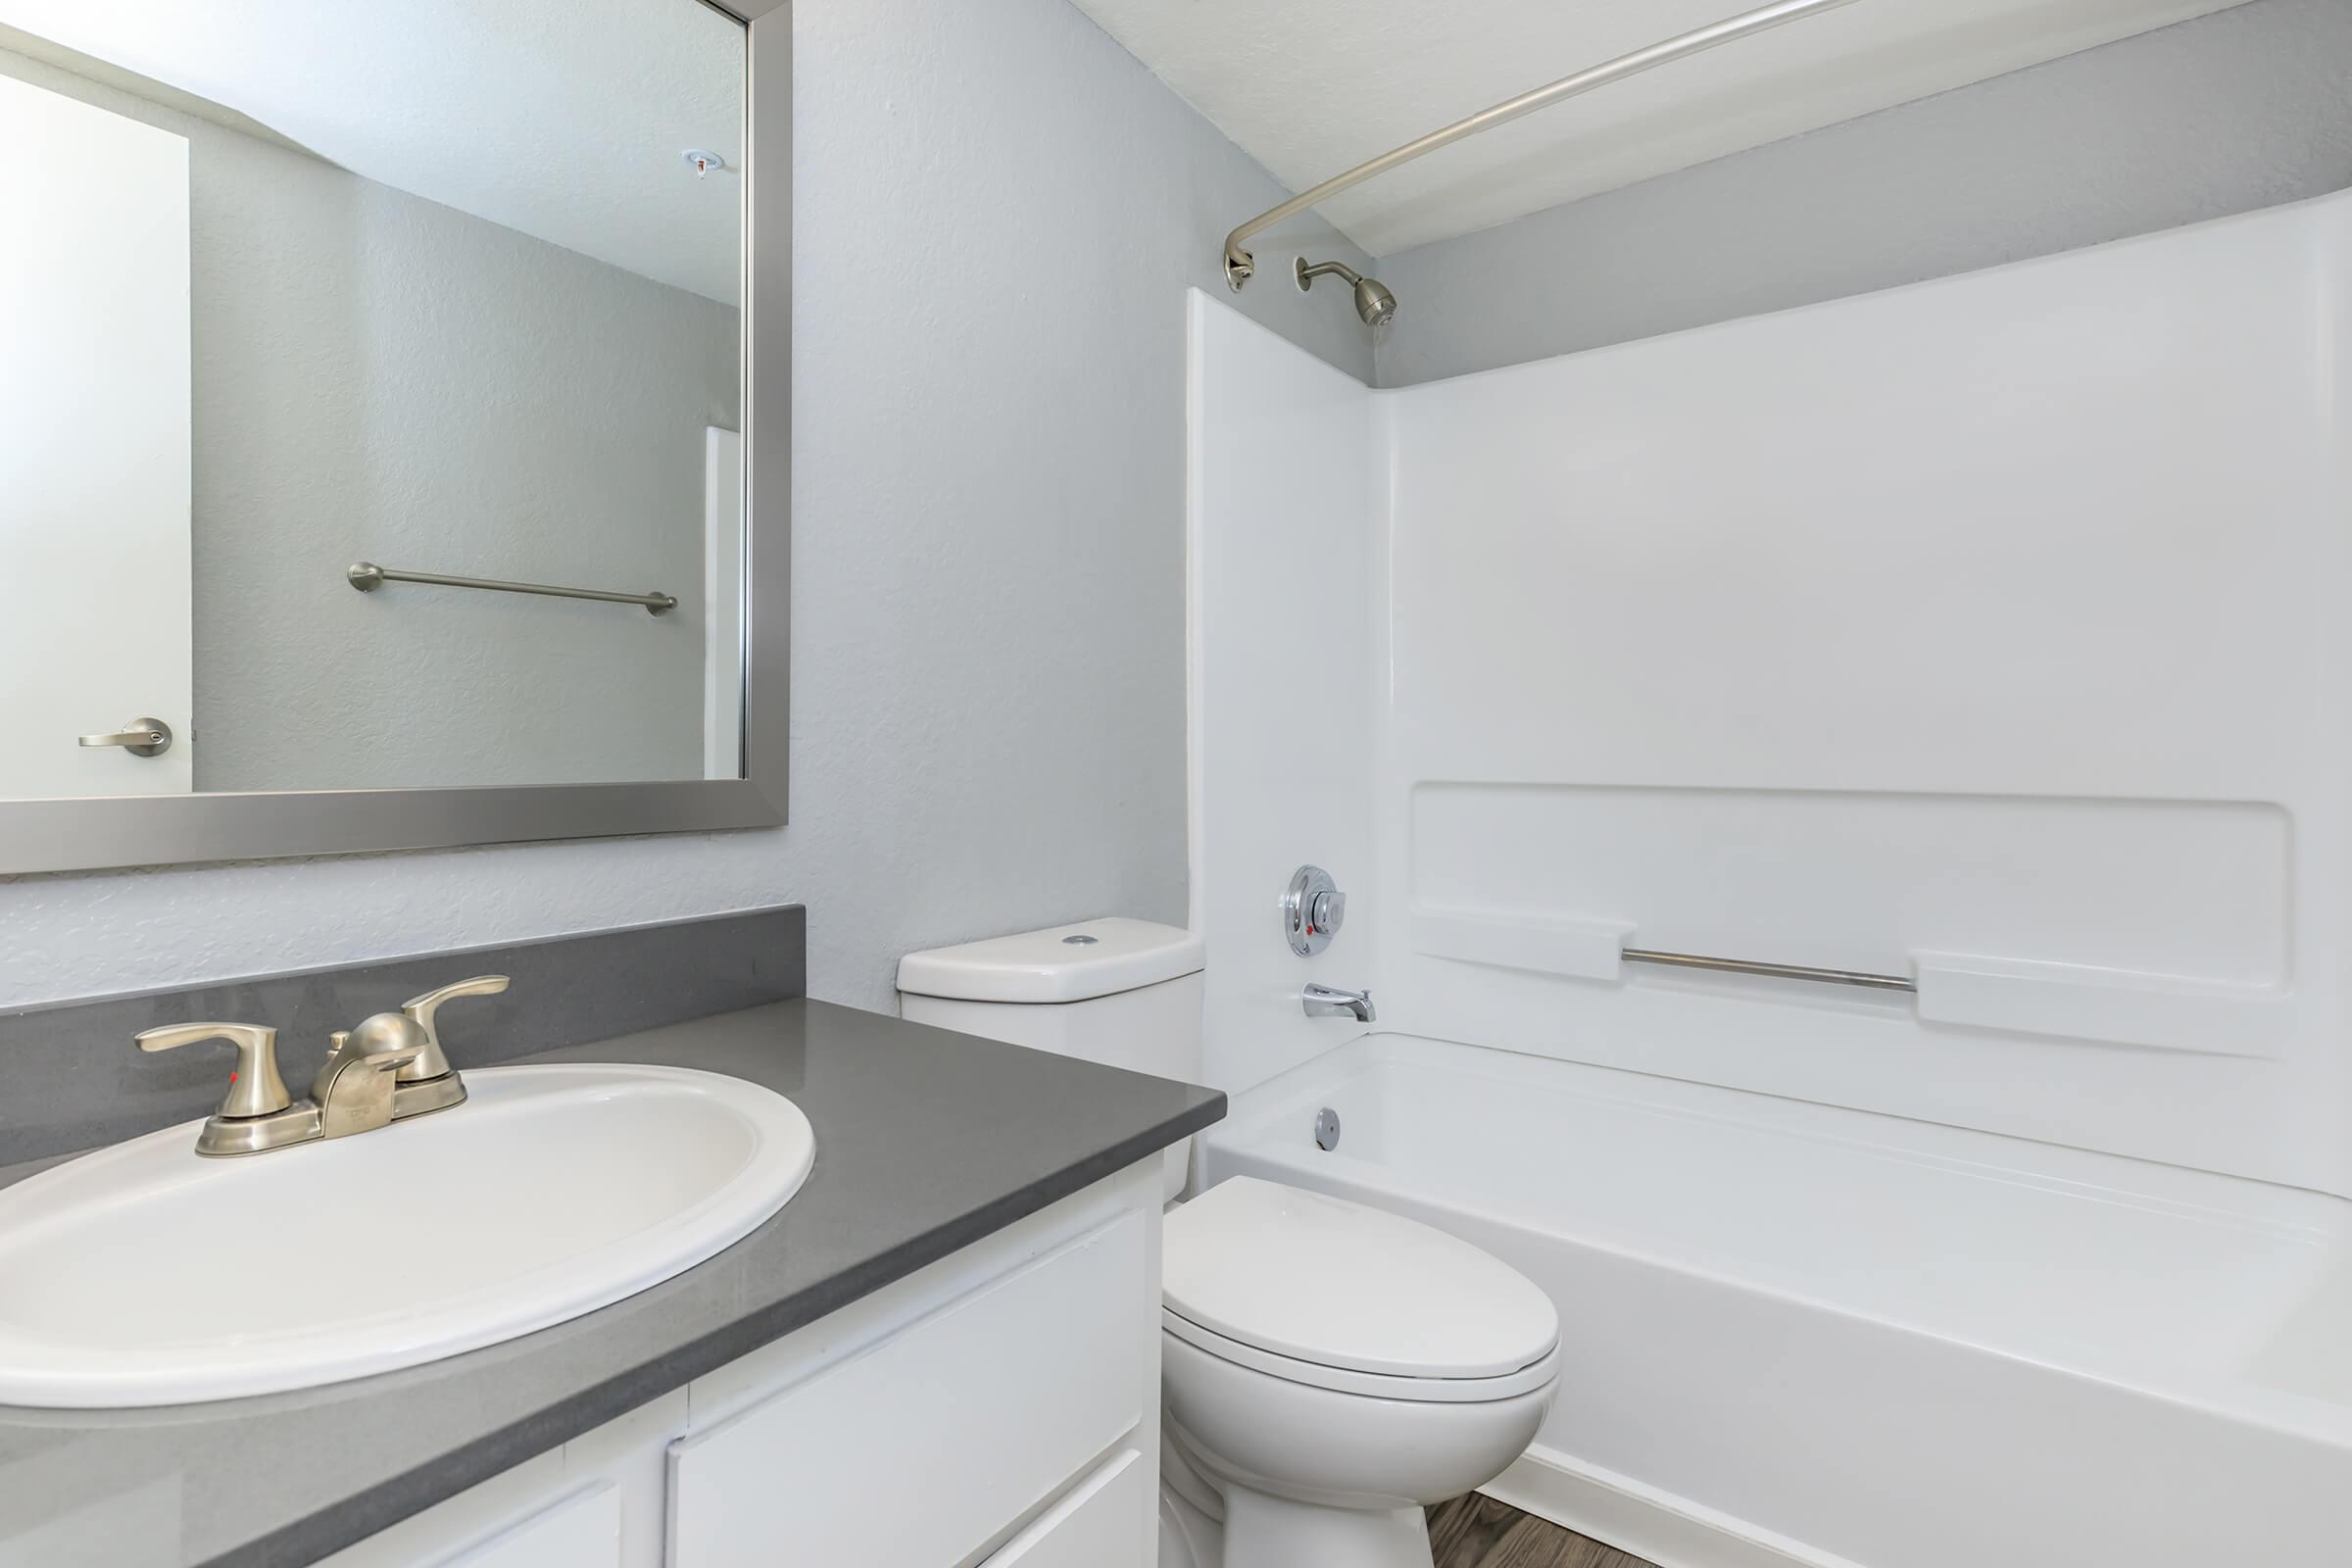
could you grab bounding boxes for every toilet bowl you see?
[1154,1176,1559,1568]
[897,922,1561,1568]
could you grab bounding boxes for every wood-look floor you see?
[1427,1492,1660,1568]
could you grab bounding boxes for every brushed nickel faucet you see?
[135,974,510,1157]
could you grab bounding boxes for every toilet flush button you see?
[1061,934,1099,945]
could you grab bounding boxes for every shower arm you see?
[1220,0,1864,290]
[1297,258,1367,288]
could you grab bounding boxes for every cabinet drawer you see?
[441,1484,618,1568]
[981,1449,1146,1568]
[667,1208,1150,1567]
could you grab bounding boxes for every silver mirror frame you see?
[0,3,789,876]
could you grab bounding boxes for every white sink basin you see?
[0,1063,813,1408]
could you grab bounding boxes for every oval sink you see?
[0,1063,813,1408]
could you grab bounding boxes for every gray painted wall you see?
[193,154,738,791]
[0,45,738,792]
[0,0,1372,1011]
[1374,0,2352,386]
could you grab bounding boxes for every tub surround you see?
[0,994,1224,1566]
[0,906,808,1168]
[1192,186,2352,1194]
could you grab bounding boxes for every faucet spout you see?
[1302,983,1376,1024]
[312,1012,430,1140]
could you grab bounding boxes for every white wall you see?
[0,0,1376,1012]
[1185,293,1375,1094]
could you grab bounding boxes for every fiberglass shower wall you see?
[1191,186,2352,1195]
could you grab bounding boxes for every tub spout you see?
[1302,984,1376,1023]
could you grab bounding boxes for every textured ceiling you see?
[1068,0,2256,257]
[0,0,743,303]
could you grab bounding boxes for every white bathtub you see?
[1197,1033,2352,1568]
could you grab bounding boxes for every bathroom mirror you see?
[0,0,788,872]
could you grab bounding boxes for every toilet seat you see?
[1162,1177,1560,1403]
[1161,1309,1561,1403]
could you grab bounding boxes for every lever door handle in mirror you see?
[78,717,173,757]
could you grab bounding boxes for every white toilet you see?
[899,918,1561,1568]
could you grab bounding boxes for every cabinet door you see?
[441,1485,619,1568]
[667,1209,1150,1567]
[981,1449,1146,1568]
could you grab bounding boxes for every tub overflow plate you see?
[1313,1107,1342,1152]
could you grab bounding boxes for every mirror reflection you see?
[0,0,746,799]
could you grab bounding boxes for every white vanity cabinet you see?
[322,1161,1163,1568]
[434,1487,621,1568]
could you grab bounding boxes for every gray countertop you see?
[0,999,1224,1568]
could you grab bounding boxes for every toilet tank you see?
[898,918,1205,1200]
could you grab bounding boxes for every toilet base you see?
[1159,1438,1434,1568]
[1158,1481,1431,1568]
[1217,1486,1432,1568]
[1158,1473,1223,1568]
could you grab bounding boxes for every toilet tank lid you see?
[897,918,1204,1004]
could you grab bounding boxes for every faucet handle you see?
[135,1022,292,1120]
[397,974,510,1080]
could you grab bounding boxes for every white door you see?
[0,73,193,798]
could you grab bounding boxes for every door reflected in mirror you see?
[0,1,747,799]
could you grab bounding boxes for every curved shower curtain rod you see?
[1221,0,1865,290]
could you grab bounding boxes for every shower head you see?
[1295,257,1396,328]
